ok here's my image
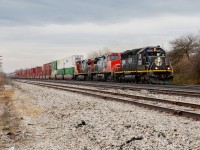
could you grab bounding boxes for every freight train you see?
[14,46,173,84]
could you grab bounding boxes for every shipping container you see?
[43,63,51,79]
[27,69,32,78]
[43,63,51,71]
[19,69,23,78]
[35,66,43,78]
[22,69,28,78]
[65,67,74,75]
[51,61,57,70]
[31,68,36,78]
[55,69,65,79]
[57,69,65,75]
[15,69,22,78]
[63,67,75,79]
[57,55,83,70]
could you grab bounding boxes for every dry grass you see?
[0,91,14,100]
[173,74,198,85]
[170,57,200,85]
[0,88,18,148]
[16,105,44,116]
[0,90,14,124]
[0,76,4,86]
[0,86,27,149]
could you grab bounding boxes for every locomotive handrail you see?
[147,61,155,83]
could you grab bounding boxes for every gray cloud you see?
[1,0,200,25]
[1,0,200,73]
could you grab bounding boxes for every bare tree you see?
[87,47,112,59]
[192,54,200,83]
[169,34,199,64]
[168,33,200,84]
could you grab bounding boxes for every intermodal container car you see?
[43,63,51,79]
[35,66,43,78]
[27,69,32,78]
[57,55,83,69]
[22,69,28,78]
[31,68,36,79]
[51,61,57,70]
[56,55,83,79]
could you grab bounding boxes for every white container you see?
[57,55,83,69]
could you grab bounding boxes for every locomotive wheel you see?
[106,74,112,82]
[84,76,86,81]
[135,74,141,83]
[91,75,94,81]
[74,76,77,80]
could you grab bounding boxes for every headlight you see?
[155,67,158,70]
[155,57,163,66]
[167,67,170,70]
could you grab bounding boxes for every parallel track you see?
[24,79,200,98]
[16,80,200,120]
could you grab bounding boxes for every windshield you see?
[147,52,165,57]
[110,55,119,61]
[146,48,165,57]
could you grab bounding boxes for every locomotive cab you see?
[92,53,121,81]
[140,46,173,83]
[119,46,173,84]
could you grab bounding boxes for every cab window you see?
[147,52,165,56]
[110,55,119,61]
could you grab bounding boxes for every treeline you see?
[168,33,200,84]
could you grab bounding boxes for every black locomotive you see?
[115,46,173,84]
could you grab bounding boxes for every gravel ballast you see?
[23,80,200,104]
[6,82,200,149]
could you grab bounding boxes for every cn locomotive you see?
[14,46,173,84]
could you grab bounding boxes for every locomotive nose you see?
[114,64,121,71]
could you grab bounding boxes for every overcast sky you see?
[1,0,200,73]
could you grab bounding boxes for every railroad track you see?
[15,80,200,120]
[23,79,200,98]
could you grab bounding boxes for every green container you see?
[65,67,74,75]
[51,61,57,70]
[57,69,65,75]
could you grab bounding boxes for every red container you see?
[15,70,20,78]
[22,69,28,78]
[35,66,43,77]
[27,69,32,78]
[18,70,23,78]
[43,63,51,77]
[31,68,36,78]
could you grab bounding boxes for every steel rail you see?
[23,79,200,98]
[21,80,200,109]
[16,80,200,120]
